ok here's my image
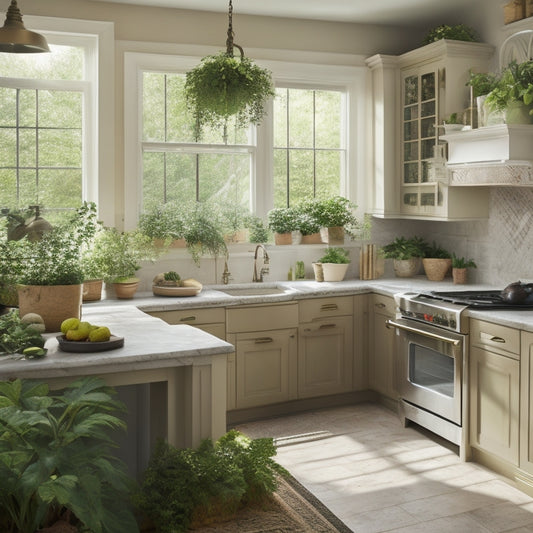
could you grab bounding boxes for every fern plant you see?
[0,377,138,533]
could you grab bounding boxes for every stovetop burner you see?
[428,290,533,309]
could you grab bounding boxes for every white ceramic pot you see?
[321,263,349,282]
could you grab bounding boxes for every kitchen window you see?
[124,51,366,229]
[0,18,114,224]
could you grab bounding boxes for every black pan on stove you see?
[428,285,533,309]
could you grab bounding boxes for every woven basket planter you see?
[452,267,468,285]
[423,258,452,281]
[82,279,103,302]
[301,232,322,244]
[274,232,292,245]
[393,258,421,278]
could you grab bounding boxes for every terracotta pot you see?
[17,284,82,332]
[393,258,421,278]
[113,280,140,299]
[300,232,322,244]
[274,232,292,245]
[321,263,349,282]
[82,279,103,302]
[320,226,344,245]
[452,267,468,285]
[423,258,452,281]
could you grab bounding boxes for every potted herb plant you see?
[309,196,360,244]
[452,254,477,284]
[313,247,351,282]
[381,236,428,278]
[16,203,100,331]
[421,24,479,45]
[138,201,187,248]
[485,60,533,124]
[295,209,322,244]
[267,207,300,245]
[89,227,160,299]
[466,71,501,126]
[442,112,464,134]
[0,377,138,533]
[244,214,270,243]
[422,241,452,281]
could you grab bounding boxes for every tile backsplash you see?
[371,187,533,286]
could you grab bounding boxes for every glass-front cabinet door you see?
[401,68,445,215]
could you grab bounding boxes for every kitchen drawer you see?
[299,296,353,323]
[226,303,298,333]
[371,294,396,316]
[470,319,520,359]
[148,307,225,326]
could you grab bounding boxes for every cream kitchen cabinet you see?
[297,296,353,399]
[520,331,533,476]
[226,303,298,410]
[368,293,397,400]
[367,39,493,220]
[469,319,520,466]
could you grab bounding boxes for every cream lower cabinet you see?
[469,319,520,466]
[368,294,397,399]
[226,303,298,410]
[520,331,533,475]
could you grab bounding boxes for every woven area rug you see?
[189,473,353,532]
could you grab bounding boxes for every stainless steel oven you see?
[386,292,469,458]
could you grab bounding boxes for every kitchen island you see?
[0,305,234,456]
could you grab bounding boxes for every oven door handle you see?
[385,319,462,346]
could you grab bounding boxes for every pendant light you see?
[0,0,49,53]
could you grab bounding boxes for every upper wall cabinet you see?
[367,40,494,220]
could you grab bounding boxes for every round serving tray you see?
[152,285,201,297]
[56,335,124,353]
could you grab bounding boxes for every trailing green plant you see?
[135,429,284,533]
[424,241,451,259]
[0,377,138,533]
[466,70,500,98]
[244,214,270,243]
[485,60,533,114]
[381,236,428,260]
[318,247,350,264]
[444,112,460,124]
[183,202,227,266]
[88,227,160,283]
[422,24,479,45]
[452,254,477,269]
[267,207,299,235]
[185,52,275,141]
[138,201,187,242]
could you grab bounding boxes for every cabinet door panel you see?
[235,329,297,409]
[298,316,353,398]
[470,345,519,465]
[520,332,533,474]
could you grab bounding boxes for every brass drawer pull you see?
[375,303,386,309]
[320,304,338,311]
[319,324,336,329]
[255,337,273,344]
[179,316,197,322]
[489,336,506,343]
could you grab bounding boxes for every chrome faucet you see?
[252,244,270,282]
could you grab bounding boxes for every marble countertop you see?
[87,277,533,334]
[0,306,234,381]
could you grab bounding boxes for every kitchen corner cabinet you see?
[226,303,298,410]
[368,294,397,399]
[297,296,353,398]
[469,319,520,466]
[148,308,226,339]
[367,40,493,220]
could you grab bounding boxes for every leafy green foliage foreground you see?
[0,377,138,533]
[135,430,286,533]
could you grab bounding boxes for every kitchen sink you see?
[218,286,287,297]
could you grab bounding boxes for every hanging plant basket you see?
[184,0,274,140]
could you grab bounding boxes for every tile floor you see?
[236,403,533,532]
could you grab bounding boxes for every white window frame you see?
[124,50,367,229]
[18,16,115,224]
